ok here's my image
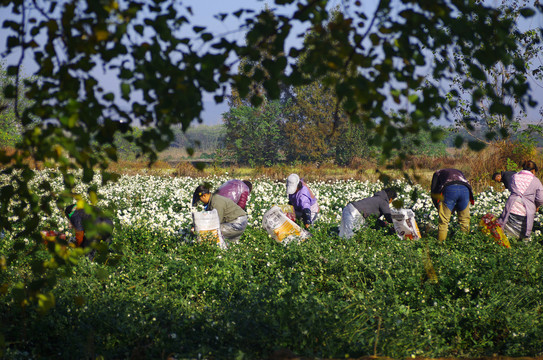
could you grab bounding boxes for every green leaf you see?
[489,102,513,118]
[134,24,144,35]
[454,135,464,148]
[121,83,130,100]
[37,292,56,315]
[250,94,263,107]
[430,128,445,142]
[468,140,486,151]
[408,94,418,104]
[194,161,206,170]
[6,65,18,76]
[201,33,213,41]
[6,36,18,48]
[469,64,486,81]
[520,8,536,17]
[95,268,108,281]
[485,131,497,141]
[4,84,16,98]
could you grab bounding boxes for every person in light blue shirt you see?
[286,173,319,228]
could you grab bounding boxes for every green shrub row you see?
[1,221,543,359]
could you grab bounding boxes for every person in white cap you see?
[286,173,319,228]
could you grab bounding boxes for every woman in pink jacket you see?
[499,160,543,241]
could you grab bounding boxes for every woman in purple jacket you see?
[498,160,543,241]
[286,173,319,228]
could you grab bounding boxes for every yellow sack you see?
[262,206,310,245]
[480,213,510,248]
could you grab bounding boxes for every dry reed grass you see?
[459,142,540,192]
[1,146,45,170]
[5,143,543,195]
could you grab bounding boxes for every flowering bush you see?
[5,170,539,239]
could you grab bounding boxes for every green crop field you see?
[1,171,543,359]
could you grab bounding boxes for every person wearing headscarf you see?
[498,160,543,241]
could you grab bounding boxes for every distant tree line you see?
[112,125,226,160]
[223,97,449,167]
[171,125,225,152]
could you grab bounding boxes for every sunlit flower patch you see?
[3,170,539,240]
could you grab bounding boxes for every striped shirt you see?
[510,170,534,216]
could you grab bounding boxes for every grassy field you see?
[2,223,543,359]
[1,171,543,359]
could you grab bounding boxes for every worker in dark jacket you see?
[492,171,516,192]
[64,204,114,259]
[215,179,252,210]
[431,168,474,242]
[339,188,397,239]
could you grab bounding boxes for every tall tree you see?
[448,0,542,148]
[224,6,287,166]
[335,120,377,166]
[0,62,31,147]
[223,100,284,166]
[282,9,354,163]
[283,79,345,162]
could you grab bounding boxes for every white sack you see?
[339,203,365,239]
[192,209,227,249]
[262,206,310,245]
[390,208,421,240]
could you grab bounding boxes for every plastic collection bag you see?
[480,213,510,248]
[390,209,421,240]
[276,204,296,222]
[216,180,248,204]
[262,206,310,245]
[339,203,364,239]
[192,209,227,249]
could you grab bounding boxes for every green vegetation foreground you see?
[2,222,543,359]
